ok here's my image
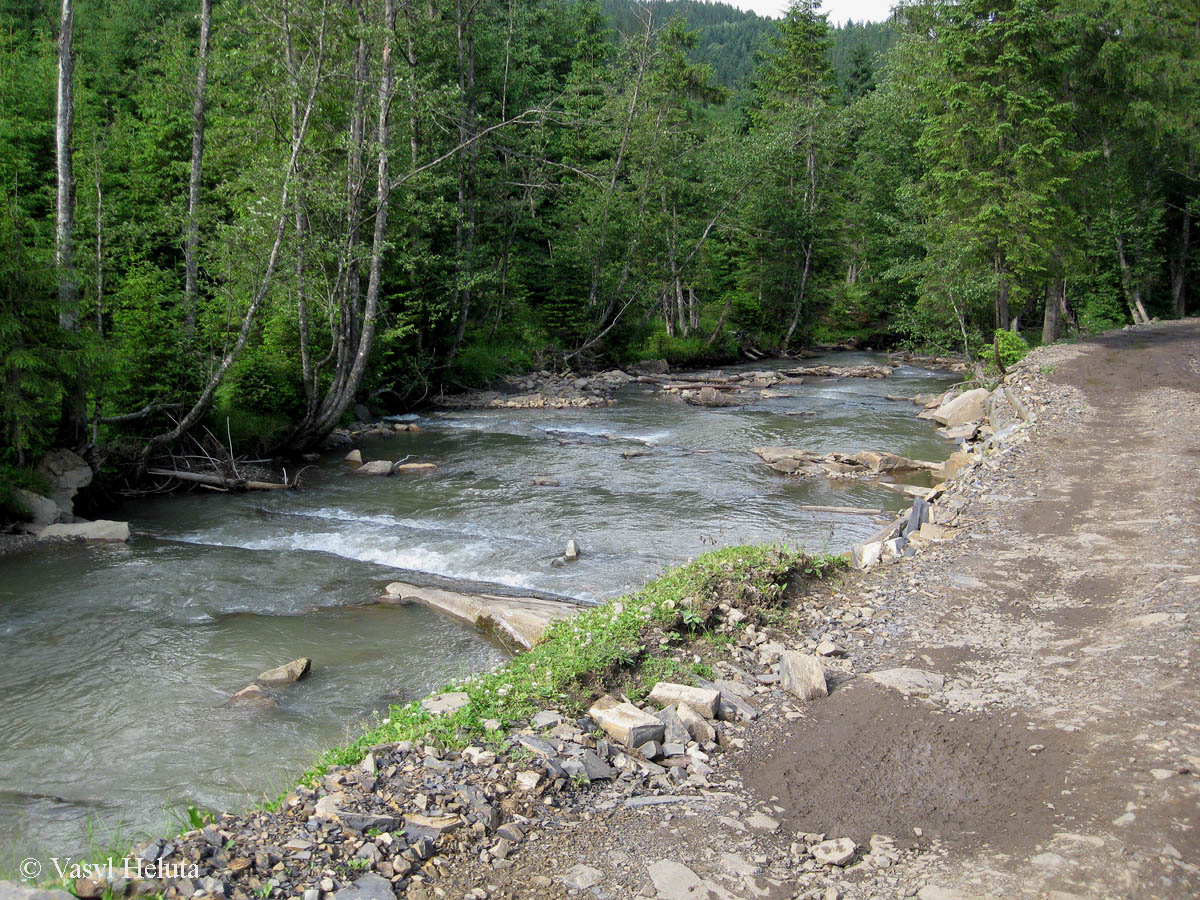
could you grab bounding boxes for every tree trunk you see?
[445,0,478,365]
[289,0,396,448]
[783,241,813,346]
[1042,278,1062,345]
[183,0,211,339]
[1172,203,1191,318]
[56,0,85,446]
[994,252,1010,331]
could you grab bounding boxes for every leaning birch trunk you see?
[144,7,328,458]
[298,0,396,445]
[183,0,211,338]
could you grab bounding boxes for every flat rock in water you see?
[394,462,437,473]
[779,651,828,701]
[38,520,129,542]
[866,667,945,696]
[355,460,393,476]
[256,657,311,686]
[647,682,720,718]
[333,874,397,900]
[589,695,665,747]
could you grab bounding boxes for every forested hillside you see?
[1,0,1195,498]
[602,0,776,88]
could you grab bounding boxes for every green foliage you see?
[992,329,1031,367]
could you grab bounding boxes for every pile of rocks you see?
[10,448,131,543]
[751,447,941,480]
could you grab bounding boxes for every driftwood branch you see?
[145,468,293,491]
[99,401,183,424]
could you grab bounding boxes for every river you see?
[0,353,957,861]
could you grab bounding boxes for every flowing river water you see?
[0,353,958,862]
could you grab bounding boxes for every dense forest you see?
[0,0,1195,502]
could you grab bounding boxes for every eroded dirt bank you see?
[429,320,1199,900]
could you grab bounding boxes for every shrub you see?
[992,328,1030,368]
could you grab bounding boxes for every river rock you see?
[0,881,77,900]
[256,657,311,686]
[938,450,972,481]
[851,540,883,569]
[14,488,60,531]
[36,448,92,515]
[355,460,393,476]
[565,539,580,561]
[38,520,130,542]
[532,477,560,487]
[558,865,603,891]
[647,682,720,718]
[228,684,277,707]
[422,691,469,715]
[779,651,828,701]
[333,873,396,900]
[676,702,715,743]
[812,838,857,866]
[589,695,665,747]
[865,667,945,696]
[632,359,669,375]
[344,449,362,464]
[932,388,989,427]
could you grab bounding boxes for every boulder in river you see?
[355,460,393,476]
[564,538,580,561]
[36,448,93,515]
[631,358,670,376]
[38,520,129,542]
[532,476,560,486]
[256,657,311,686]
[228,684,277,707]
[932,387,989,427]
[14,488,61,532]
[344,449,362,464]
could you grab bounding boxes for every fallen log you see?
[146,467,292,491]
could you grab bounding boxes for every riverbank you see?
[39,319,1190,900]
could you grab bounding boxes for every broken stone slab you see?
[779,651,828,701]
[557,865,603,891]
[647,682,720,718]
[851,540,883,569]
[256,657,311,686]
[381,580,580,651]
[38,520,130,542]
[403,813,461,838]
[932,388,990,427]
[422,691,469,715]
[903,497,931,538]
[938,450,973,481]
[339,812,401,833]
[333,873,396,900]
[655,705,692,744]
[866,667,945,696]
[676,702,715,743]
[588,695,665,747]
[811,837,857,866]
